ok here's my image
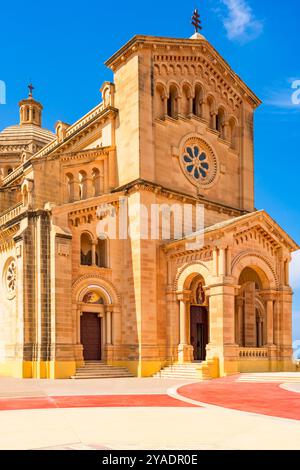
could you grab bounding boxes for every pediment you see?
[165,210,299,254]
[105,35,261,110]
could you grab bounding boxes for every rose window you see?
[6,260,16,295]
[180,137,218,187]
[183,146,209,180]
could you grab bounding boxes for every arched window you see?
[66,173,74,202]
[155,83,166,119]
[181,84,191,116]
[193,84,203,118]
[33,109,36,120]
[26,107,30,121]
[167,85,178,119]
[79,170,87,200]
[216,108,226,139]
[92,168,100,196]
[207,96,216,130]
[80,233,93,266]
[96,238,107,268]
[237,267,267,348]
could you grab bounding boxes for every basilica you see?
[0,28,298,379]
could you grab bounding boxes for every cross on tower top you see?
[28,83,34,97]
[191,8,202,33]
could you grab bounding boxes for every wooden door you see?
[190,306,209,361]
[80,312,101,360]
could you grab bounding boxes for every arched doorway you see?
[236,266,268,348]
[80,313,102,360]
[80,290,105,361]
[189,275,209,361]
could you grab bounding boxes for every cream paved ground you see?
[1,377,300,450]
[2,406,300,450]
[0,377,194,397]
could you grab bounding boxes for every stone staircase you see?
[153,363,203,380]
[71,361,134,379]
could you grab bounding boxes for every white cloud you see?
[263,81,300,110]
[290,250,300,290]
[221,0,263,42]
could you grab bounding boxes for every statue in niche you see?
[195,282,205,305]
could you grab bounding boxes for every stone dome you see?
[0,124,55,147]
[0,87,55,160]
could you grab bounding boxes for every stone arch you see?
[232,251,279,289]
[155,81,167,119]
[167,81,180,118]
[216,105,227,139]
[175,261,211,292]
[72,274,120,306]
[181,81,193,115]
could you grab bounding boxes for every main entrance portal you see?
[190,306,208,361]
[80,312,101,360]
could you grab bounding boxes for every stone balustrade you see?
[0,202,23,227]
[239,347,268,358]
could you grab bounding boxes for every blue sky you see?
[0,0,299,340]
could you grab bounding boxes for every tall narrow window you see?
[207,96,216,130]
[217,108,226,139]
[155,84,166,119]
[79,171,87,200]
[92,168,100,196]
[167,85,178,118]
[80,233,93,266]
[66,173,74,202]
[193,84,203,118]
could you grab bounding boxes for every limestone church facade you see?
[0,32,298,379]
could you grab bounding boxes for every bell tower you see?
[19,84,43,127]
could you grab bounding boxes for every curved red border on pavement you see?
[0,394,198,411]
[178,377,300,420]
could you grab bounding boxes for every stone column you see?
[188,97,193,115]
[106,309,112,345]
[219,247,227,276]
[257,318,262,348]
[236,297,244,346]
[244,282,256,347]
[213,248,218,276]
[206,281,239,376]
[105,306,114,363]
[266,299,274,346]
[176,291,193,363]
[92,241,97,266]
[163,97,168,116]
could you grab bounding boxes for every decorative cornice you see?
[105,35,261,108]
[113,178,244,217]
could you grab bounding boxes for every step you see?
[71,374,133,379]
[153,375,201,380]
[71,362,133,379]
[76,368,131,371]
[74,372,133,377]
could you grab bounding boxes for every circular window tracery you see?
[3,258,17,299]
[180,137,218,188]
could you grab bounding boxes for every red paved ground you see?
[178,376,300,421]
[0,394,198,411]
